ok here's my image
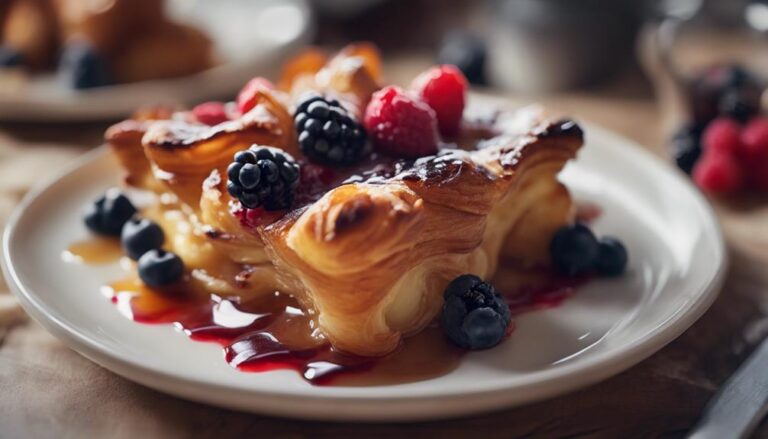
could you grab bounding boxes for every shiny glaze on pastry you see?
[104,44,583,358]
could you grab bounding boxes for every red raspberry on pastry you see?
[411,65,467,137]
[237,77,275,114]
[364,85,439,158]
[192,102,229,126]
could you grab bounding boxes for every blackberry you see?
[718,89,759,123]
[226,145,300,211]
[691,64,763,124]
[294,94,367,165]
[441,275,511,350]
[671,123,703,174]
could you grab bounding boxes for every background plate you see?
[1,121,725,421]
[0,0,312,121]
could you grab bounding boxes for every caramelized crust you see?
[288,42,381,119]
[105,105,180,191]
[105,44,583,357]
[254,121,581,355]
[142,92,297,208]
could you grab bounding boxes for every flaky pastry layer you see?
[105,44,582,356]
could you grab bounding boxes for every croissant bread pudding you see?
[73,43,628,383]
[0,0,213,88]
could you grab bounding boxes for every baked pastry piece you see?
[1,0,213,84]
[1,0,59,70]
[106,44,582,357]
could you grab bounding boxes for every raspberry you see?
[411,65,467,137]
[740,117,768,160]
[693,150,744,194]
[702,117,742,155]
[193,102,229,126]
[741,156,768,192]
[749,165,768,192]
[237,77,274,114]
[363,86,438,158]
[731,118,768,192]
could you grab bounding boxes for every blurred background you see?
[0,0,765,155]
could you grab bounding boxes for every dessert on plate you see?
[0,0,213,89]
[72,43,628,384]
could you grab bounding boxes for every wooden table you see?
[1,52,767,438]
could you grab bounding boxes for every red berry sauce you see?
[101,267,586,386]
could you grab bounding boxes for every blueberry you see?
[58,42,112,89]
[441,275,511,350]
[121,217,165,260]
[137,249,184,288]
[0,46,23,68]
[671,123,703,174]
[595,237,628,276]
[462,308,508,349]
[84,191,137,236]
[437,32,487,85]
[550,223,599,276]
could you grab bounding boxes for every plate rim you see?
[1,123,727,419]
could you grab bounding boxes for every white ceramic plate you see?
[0,0,312,121]
[1,123,726,421]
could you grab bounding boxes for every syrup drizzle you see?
[69,116,590,385]
[101,269,584,386]
[102,280,465,386]
[63,238,123,265]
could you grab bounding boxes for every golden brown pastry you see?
[106,44,582,357]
